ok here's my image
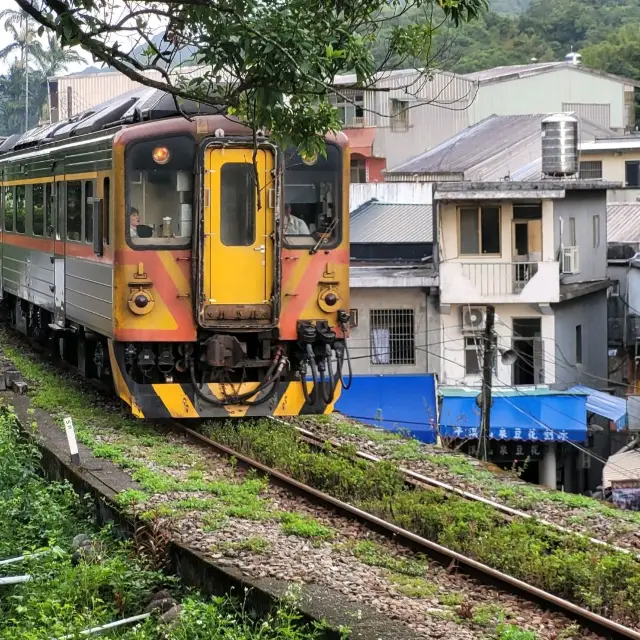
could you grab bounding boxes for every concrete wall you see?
[581,150,640,186]
[470,67,627,130]
[553,190,608,284]
[552,290,608,387]
[348,287,430,376]
[439,303,556,386]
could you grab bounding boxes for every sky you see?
[0,0,104,76]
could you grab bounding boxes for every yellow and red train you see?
[0,89,351,418]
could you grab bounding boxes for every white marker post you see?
[63,417,80,465]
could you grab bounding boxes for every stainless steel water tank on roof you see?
[541,113,579,177]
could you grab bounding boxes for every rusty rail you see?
[173,421,640,640]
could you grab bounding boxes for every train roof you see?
[1,87,224,156]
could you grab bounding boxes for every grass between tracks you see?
[0,406,345,640]
[203,420,640,626]
[324,419,640,528]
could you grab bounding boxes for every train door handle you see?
[254,245,265,253]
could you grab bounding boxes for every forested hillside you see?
[373,0,640,80]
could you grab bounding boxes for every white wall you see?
[440,304,556,387]
[470,68,626,130]
[348,287,429,375]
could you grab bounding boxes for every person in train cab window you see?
[130,208,140,237]
[283,203,310,235]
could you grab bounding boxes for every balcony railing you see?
[439,260,560,304]
[461,262,538,296]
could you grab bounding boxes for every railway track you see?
[5,331,640,639]
[173,420,640,640]
[286,419,639,560]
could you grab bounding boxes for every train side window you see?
[56,182,65,240]
[220,163,255,246]
[33,183,44,236]
[15,185,26,234]
[84,180,95,244]
[66,180,82,241]
[103,177,110,245]
[4,187,13,232]
[46,183,54,236]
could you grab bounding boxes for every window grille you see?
[370,309,415,365]
[390,99,409,132]
[579,161,602,180]
[350,158,366,183]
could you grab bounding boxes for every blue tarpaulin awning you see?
[568,385,627,431]
[438,386,588,443]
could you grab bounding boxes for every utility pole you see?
[23,14,29,132]
[478,305,495,461]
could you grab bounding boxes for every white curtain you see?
[371,328,390,364]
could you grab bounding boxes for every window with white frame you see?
[331,91,365,126]
[370,309,415,365]
[459,206,501,255]
[568,217,576,246]
[390,98,409,132]
[593,214,600,248]
[579,161,602,180]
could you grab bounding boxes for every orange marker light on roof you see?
[152,146,170,164]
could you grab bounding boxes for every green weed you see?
[218,537,271,554]
[386,573,437,598]
[279,512,335,540]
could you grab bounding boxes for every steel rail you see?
[173,421,640,640]
[290,422,640,560]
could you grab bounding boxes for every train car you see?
[0,88,351,419]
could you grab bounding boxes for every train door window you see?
[220,163,255,246]
[46,183,54,237]
[66,180,82,241]
[103,177,110,245]
[15,185,26,234]
[56,182,65,240]
[4,187,13,232]
[32,183,44,236]
[84,180,95,244]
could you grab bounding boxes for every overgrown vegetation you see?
[0,405,341,640]
[205,420,640,625]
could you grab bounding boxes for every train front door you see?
[200,145,276,328]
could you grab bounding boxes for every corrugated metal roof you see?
[463,62,564,83]
[350,199,432,243]
[462,62,640,88]
[568,385,627,429]
[608,203,640,244]
[387,113,616,176]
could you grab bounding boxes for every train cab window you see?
[126,136,195,248]
[4,187,13,232]
[32,183,45,236]
[66,181,82,241]
[84,180,95,244]
[283,144,341,248]
[15,185,26,234]
[46,183,54,237]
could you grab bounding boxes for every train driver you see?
[130,208,140,238]
[283,203,310,236]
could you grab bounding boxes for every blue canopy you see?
[439,387,588,443]
[568,385,627,431]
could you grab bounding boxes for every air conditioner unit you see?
[562,246,580,275]
[461,306,486,332]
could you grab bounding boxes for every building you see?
[385,113,615,183]
[434,180,616,491]
[579,137,640,202]
[334,193,441,436]
[332,60,638,183]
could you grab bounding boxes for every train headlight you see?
[152,146,170,164]
[317,287,341,313]
[128,288,155,315]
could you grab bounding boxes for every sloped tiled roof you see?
[387,113,616,176]
[350,199,432,243]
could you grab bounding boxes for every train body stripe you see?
[152,383,198,418]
